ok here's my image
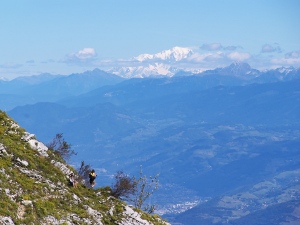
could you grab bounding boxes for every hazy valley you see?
[2,63,300,224]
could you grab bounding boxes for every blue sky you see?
[1,0,299,79]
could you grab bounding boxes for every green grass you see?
[0,110,168,225]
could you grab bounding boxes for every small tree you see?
[77,160,92,185]
[111,166,159,213]
[111,171,136,200]
[132,166,159,213]
[47,133,76,162]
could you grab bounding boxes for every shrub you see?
[111,166,159,213]
[132,166,159,213]
[77,160,92,184]
[47,133,76,162]
[111,171,137,200]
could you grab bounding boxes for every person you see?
[69,173,78,188]
[89,169,97,187]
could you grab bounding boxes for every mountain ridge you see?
[2,62,300,111]
[0,111,170,225]
[0,68,125,110]
[1,60,300,224]
[7,77,300,224]
[108,46,300,78]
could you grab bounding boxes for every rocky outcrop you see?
[0,216,15,225]
[21,132,49,157]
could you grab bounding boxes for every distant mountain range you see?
[1,59,300,224]
[107,46,300,79]
[0,69,124,110]
[3,61,300,224]
[1,62,300,111]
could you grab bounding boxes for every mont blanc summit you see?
[134,46,194,62]
[110,47,194,78]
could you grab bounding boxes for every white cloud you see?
[227,52,251,61]
[261,44,281,53]
[75,46,299,74]
[271,57,300,66]
[74,48,97,60]
[103,46,252,71]
[187,52,226,63]
[265,50,300,68]
[187,53,209,62]
[63,48,97,64]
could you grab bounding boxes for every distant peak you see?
[213,62,260,77]
[276,66,295,73]
[134,46,193,62]
[229,62,251,69]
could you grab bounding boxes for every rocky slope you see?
[0,111,169,225]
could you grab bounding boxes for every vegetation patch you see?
[0,111,169,225]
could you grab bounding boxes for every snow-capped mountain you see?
[109,44,300,80]
[109,47,194,78]
[255,66,300,82]
[277,66,295,74]
[202,62,260,78]
[110,63,180,78]
[134,46,193,62]
[107,46,300,79]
